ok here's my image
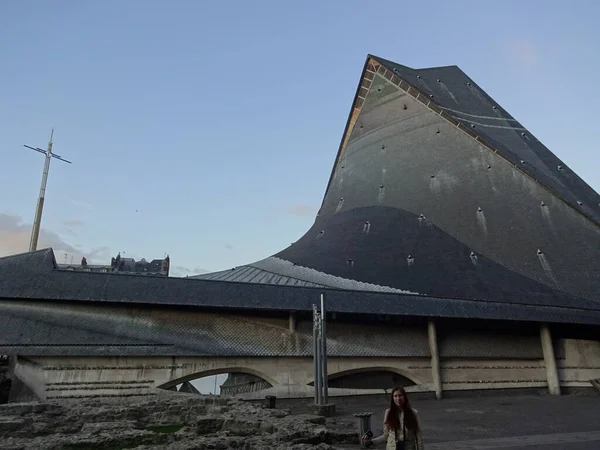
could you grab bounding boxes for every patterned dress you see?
[370,408,424,450]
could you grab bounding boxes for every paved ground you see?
[281,392,600,449]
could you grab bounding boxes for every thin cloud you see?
[0,213,107,264]
[63,219,85,227]
[62,219,85,237]
[504,38,539,71]
[86,246,111,261]
[224,243,233,250]
[171,266,210,277]
[71,200,93,211]
[282,203,318,217]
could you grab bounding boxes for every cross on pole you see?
[23,129,72,252]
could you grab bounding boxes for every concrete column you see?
[289,312,297,333]
[427,319,443,399]
[540,324,560,396]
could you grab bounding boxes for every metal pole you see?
[318,326,324,404]
[29,129,54,252]
[313,305,320,404]
[316,312,323,404]
[320,293,328,404]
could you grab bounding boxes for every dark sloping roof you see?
[370,55,600,225]
[268,54,600,307]
[191,256,414,293]
[1,249,600,326]
[193,263,326,287]
[0,247,57,274]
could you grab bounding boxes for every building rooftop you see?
[0,249,599,326]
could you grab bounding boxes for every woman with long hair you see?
[362,386,424,449]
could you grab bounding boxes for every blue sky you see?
[1,0,599,277]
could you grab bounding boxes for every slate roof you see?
[272,55,600,306]
[193,261,327,287]
[342,55,600,226]
[192,256,415,293]
[1,249,600,326]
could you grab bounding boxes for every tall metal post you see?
[29,130,53,252]
[320,293,328,403]
[316,312,323,404]
[313,305,321,404]
[22,129,72,252]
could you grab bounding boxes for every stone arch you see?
[157,366,277,391]
[310,366,424,390]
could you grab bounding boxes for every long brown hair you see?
[384,386,419,432]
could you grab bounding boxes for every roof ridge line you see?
[370,54,460,72]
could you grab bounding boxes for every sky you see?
[1,0,600,280]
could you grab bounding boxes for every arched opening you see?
[309,367,418,390]
[158,368,274,396]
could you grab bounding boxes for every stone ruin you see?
[0,392,357,449]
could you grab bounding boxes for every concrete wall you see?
[25,355,431,400]
[440,359,548,391]
[556,339,600,388]
[10,357,46,402]
[11,336,600,401]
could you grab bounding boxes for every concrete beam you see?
[427,319,442,399]
[10,357,46,402]
[540,324,560,396]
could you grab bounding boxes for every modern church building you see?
[1,55,599,402]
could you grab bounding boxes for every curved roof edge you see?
[191,256,420,294]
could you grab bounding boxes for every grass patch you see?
[148,424,184,434]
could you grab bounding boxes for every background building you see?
[58,253,170,276]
